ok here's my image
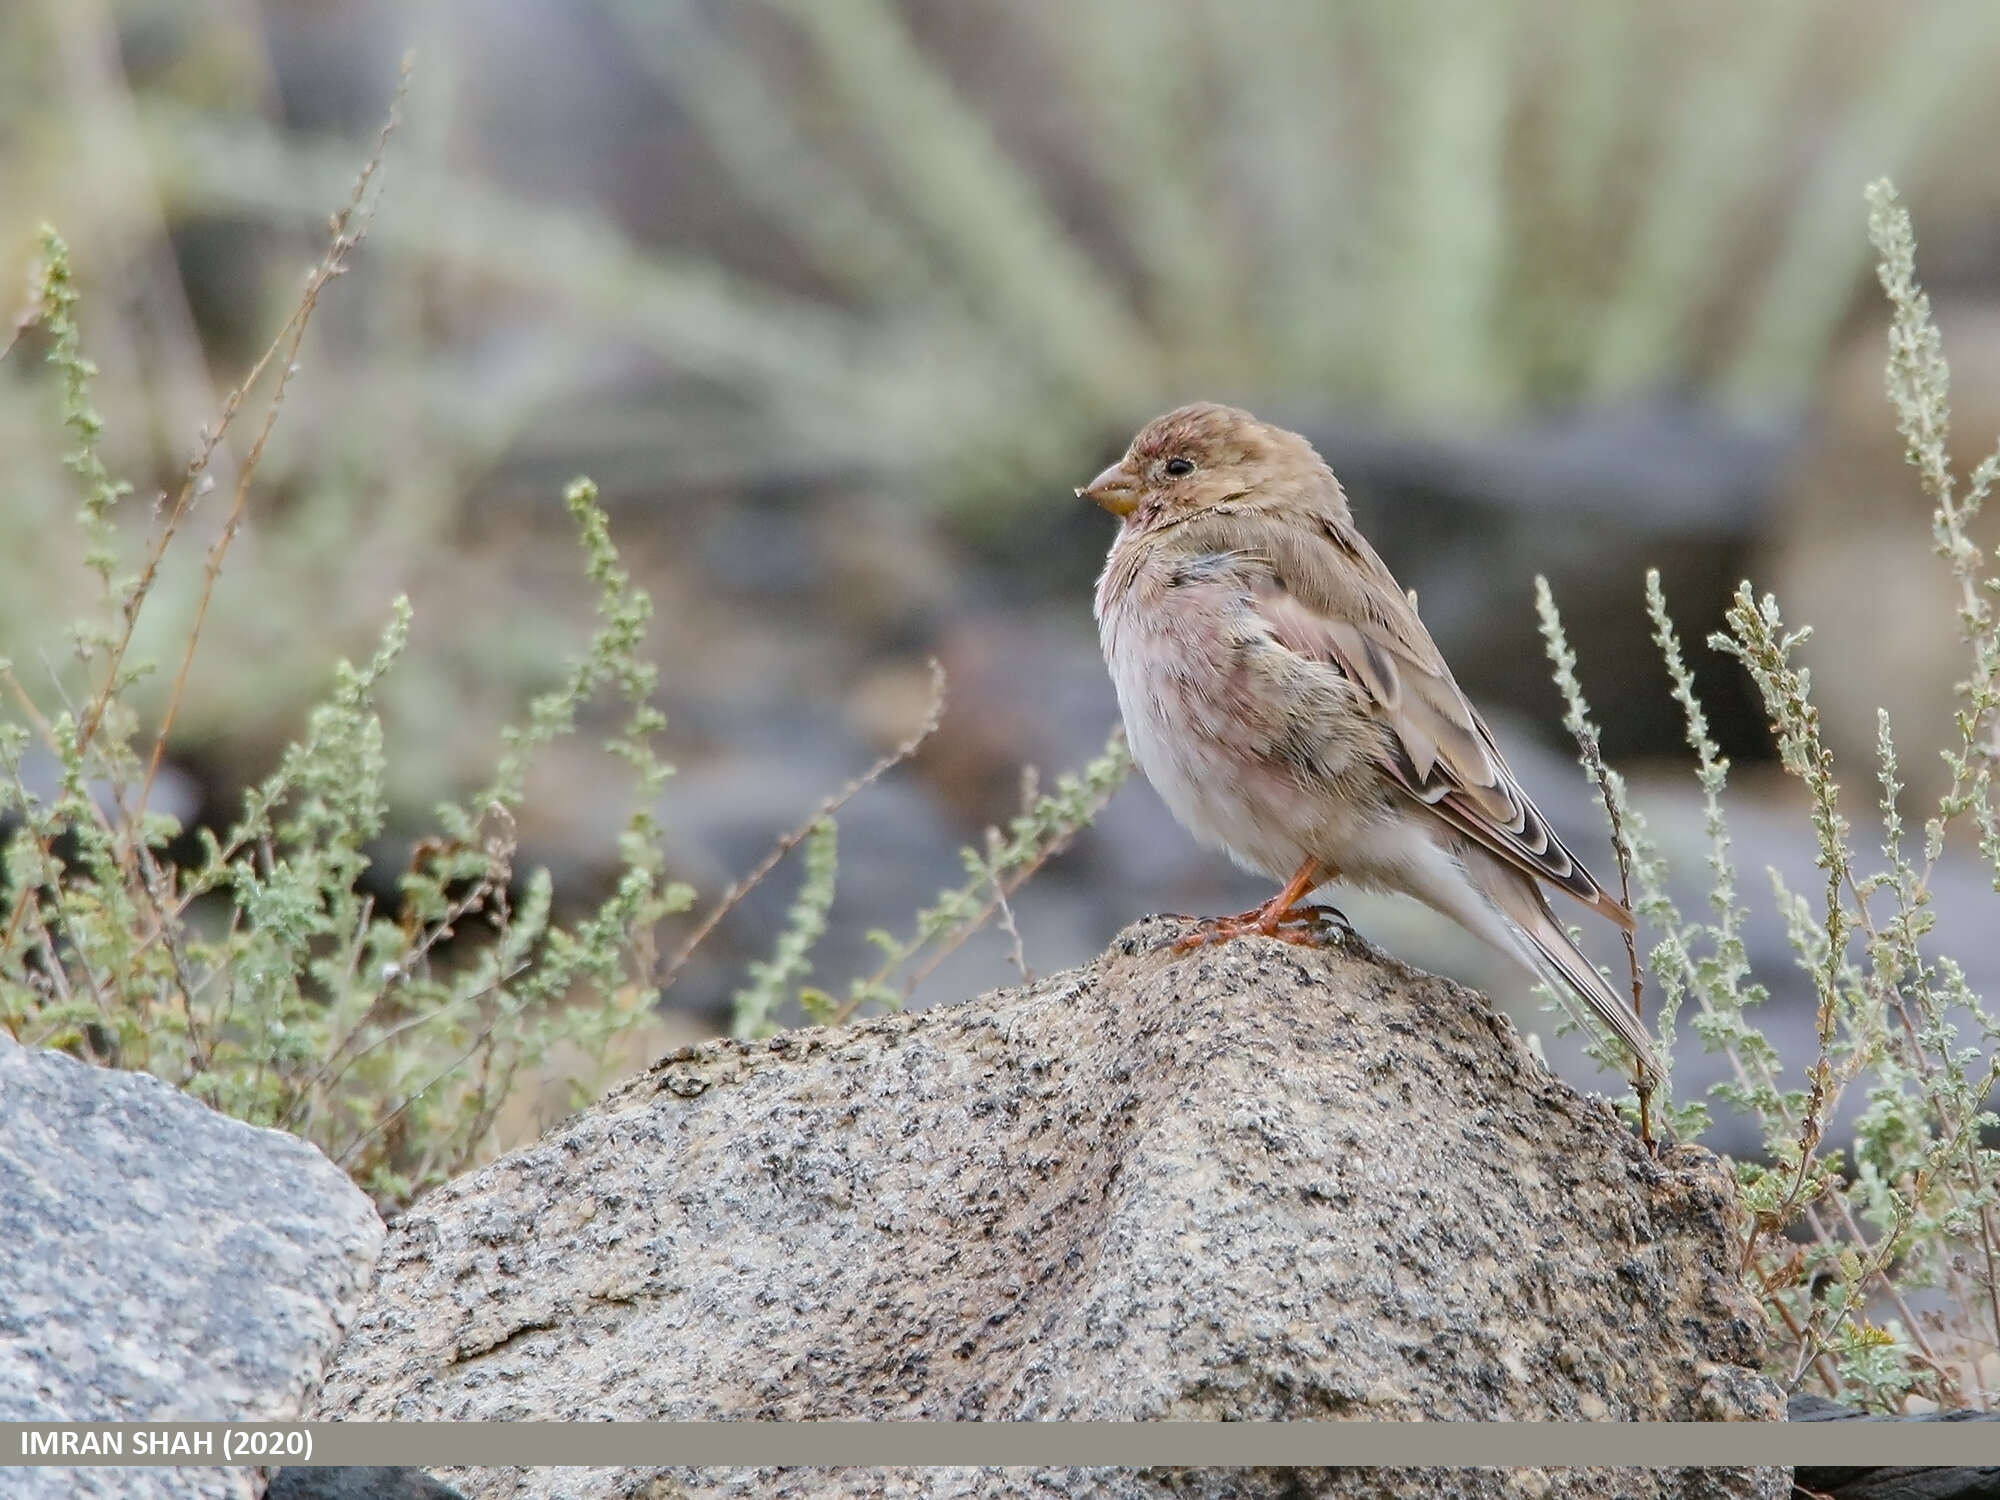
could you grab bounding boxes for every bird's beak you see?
[1077,460,1140,518]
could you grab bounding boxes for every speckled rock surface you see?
[317,918,1784,1500]
[0,1033,385,1500]
[420,1471,1787,1500]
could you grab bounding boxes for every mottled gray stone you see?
[267,1470,467,1500]
[381,1472,1788,1500]
[318,919,1785,1500]
[0,1033,386,1500]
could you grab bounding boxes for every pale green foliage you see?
[725,729,1135,1032]
[714,676,1132,1035]
[0,138,692,1207]
[0,461,694,1205]
[831,732,1133,1020]
[1531,577,1653,1095]
[35,227,133,594]
[1539,181,2000,1411]
[732,817,838,1040]
[1,107,1129,1210]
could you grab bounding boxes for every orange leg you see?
[1173,857,1345,952]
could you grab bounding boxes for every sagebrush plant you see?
[0,97,693,1204]
[0,116,688,1206]
[1536,180,2000,1411]
[13,0,1992,523]
[723,741,1138,1041]
[0,89,1130,1208]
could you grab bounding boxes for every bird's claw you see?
[1170,903,1352,953]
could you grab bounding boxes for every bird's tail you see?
[1470,858,1660,1078]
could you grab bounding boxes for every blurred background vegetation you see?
[6,0,2000,1131]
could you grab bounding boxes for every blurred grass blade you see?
[766,0,1159,415]
[1721,0,1999,408]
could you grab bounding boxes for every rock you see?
[1789,1392,2000,1423]
[267,1470,467,1500]
[1307,401,1790,538]
[579,1472,1780,1500]
[1792,1474,2000,1500]
[1789,1390,2000,1500]
[0,1034,385,1500]
[13,743,202,839]
[1795,1476,2000,1500]
[316,919,1783,1500]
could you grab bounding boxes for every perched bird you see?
[1084,402,1657,1076]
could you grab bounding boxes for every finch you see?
[1084,402,1657,1076]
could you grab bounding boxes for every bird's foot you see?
[1171,902,1351,953]
[1284,903,1352,941]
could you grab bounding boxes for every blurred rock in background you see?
[5,0,2000,1158]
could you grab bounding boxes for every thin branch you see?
[139,65,409,805]
[657,660,946,993]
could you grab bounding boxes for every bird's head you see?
[1076,402,1343,528]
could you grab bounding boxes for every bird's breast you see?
[1097,545,1377,881]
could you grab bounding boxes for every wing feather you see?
[1209,507,1634,932]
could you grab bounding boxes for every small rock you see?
[0,1034,385,1500]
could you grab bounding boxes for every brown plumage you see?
[1085,402,1656,1075]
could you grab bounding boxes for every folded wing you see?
[1222,506,1636,933]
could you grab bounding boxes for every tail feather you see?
[1469,857,1659,1077]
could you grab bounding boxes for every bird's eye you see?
[1163,457,1195,477]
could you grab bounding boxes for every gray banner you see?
[3,1421,1998,1467]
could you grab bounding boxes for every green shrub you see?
[1537,181,2000,1410]
[0,101,689,1206]
[0,92,1130,1207]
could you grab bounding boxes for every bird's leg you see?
[1174,858,1341,951]
[1252,857,1329,935]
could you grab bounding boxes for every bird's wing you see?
[1198,505,1635,931]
